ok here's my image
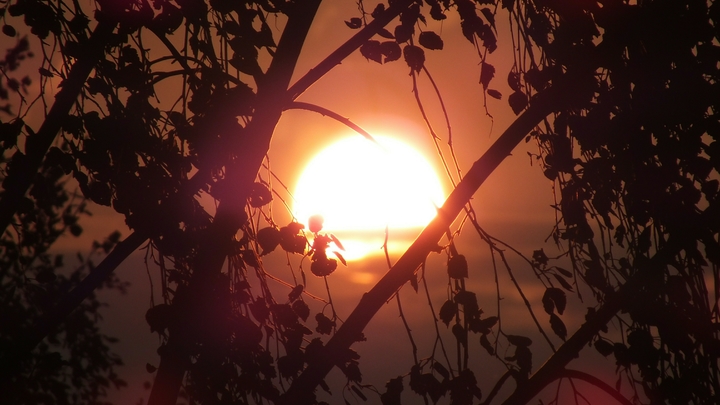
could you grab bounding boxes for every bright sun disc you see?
[293,135,444,260]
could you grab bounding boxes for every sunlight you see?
[293,135,445,261]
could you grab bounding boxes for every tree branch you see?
[557,369,633,405]
[285,101,379,145]
[279,73,574,404]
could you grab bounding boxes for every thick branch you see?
[0,21,115,234]
[279,75,573,404]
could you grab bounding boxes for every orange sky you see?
[0,1,622,403]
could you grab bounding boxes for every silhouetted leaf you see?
[315,313,335,335]
[257,227,281,255]
[553,273,574,292]
[380,377,403,405]
[376,28,394,39]
[380,41,401,63]
[480,62,495,89]
[311,257,337,277]
[403,45,424,72]
[432,362,449,380]
[487,89,502,99]
[439,299,456,326]
[288,285,303,302]
[507,335,532,347]
[345,17,362,29]
[447,254,468,279]
[145,304,172,334]
[508,90,528,114]
[249,182,272,207]
[146,363,157,373]
[2,25,16,37]
[549,313,567,341]
[542,287,566,315]
[595,339,614,357]
[351,385,367,401]
[332,251,347,266]
[555,266,573,278]
[480,334,495,355]
[419,31,443,50]
[452,323,468,348]
[360,40,382,64]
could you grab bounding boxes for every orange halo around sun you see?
[293,135,445,261]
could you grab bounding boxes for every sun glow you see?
[293,135,445,261]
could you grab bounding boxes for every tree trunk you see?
[147,2,324,404]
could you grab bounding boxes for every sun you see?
[293,135,445,261]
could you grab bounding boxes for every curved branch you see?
[285,101,379,145]
[0,20,116,234]
[557,369,633,405]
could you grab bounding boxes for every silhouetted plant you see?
[1,0,719,404]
